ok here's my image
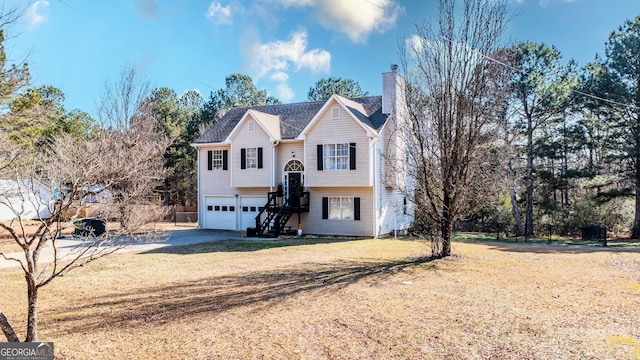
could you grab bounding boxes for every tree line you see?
[401,0,640,257]
[2,63,369,208]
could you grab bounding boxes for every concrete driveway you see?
[0,229,248,270]
[143,228,247,249]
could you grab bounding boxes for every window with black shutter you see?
[349,143,356,170]
[322,197,328,219]
[317,143,355,170]
[241,147,262,169]
[317,144,323,170]
[354,197,360,220]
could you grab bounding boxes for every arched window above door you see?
[284,159,304,172]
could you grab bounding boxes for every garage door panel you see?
[205,196,236,230]
[240,197,267,230]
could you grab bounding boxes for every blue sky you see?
[6,0,640,118]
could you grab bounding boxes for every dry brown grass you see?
[1,237,639,359]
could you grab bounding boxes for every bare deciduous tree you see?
[98,63,151,128]
[0,74,171,342]
[400,0,512,257]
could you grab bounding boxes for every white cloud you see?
[272,72,295,101]
[271,0,314,6]
[206,2,233,25]
[539,0,577,6]
[26,0,49,28]
[267,0,403,44]
[242,28,331,101]
[405,35,426,60]
[270,70,289,83]
[246,29,331,78]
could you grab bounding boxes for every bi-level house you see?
[192,67,413,237]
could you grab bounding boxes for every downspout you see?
[195,146,202,228]
[370,136,378,238]
[271,140,280,191]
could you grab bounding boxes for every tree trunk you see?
[525,115,535,238]
[0,311,19,342]
[440,193,453,258]
[25,280,38,342]
[440,218,452,258]
[633,108,640,238]
[188,171,194,207]
[562,121,569,207]
[164,178,169,207]
[632,151,640,238]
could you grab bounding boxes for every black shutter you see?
[317,144,323,171]
[257,147,263,169]
[240,148,246,169]
[354,197,360,220]
[207,150,212,171]
[350,143,356,170]
[322,197,328,219]
[222,150,228,170]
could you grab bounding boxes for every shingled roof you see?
[194,95,388,144]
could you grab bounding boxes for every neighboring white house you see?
[192,67,414,237]
[0,179,53,221]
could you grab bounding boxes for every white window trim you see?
[246,147,258,169]
[323,143,349,171]
[329,196,354,220]
[212,150,223,170]
[248,121,256,132]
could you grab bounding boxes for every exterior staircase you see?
[251,191,310,237]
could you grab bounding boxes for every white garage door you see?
[240,197,267,230]
[204,196,237,230]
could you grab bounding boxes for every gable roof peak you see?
[194,95,387,145]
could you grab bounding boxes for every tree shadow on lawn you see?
[48,256,438,334]
[457,239,640,255]
[141,237,370,255]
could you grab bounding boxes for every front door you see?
[288,172,301,207]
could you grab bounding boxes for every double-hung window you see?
[329,197,353,220]
[323,143,349,170]
[207,149,228,170]
[212,150,223,169]
[245,148,257,169]
[241,147,263,169]
[322,196,360,220]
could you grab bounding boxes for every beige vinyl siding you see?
[199,145,234,196]
[304,102,372,187]
[231,116,273,188]
[302,187,374,237]
[234,187,271,196]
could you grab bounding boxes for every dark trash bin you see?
[74,218,107,236]
[581,225,606,245]
[246,227,257,237]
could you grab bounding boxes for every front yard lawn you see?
[2,237,639,359]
